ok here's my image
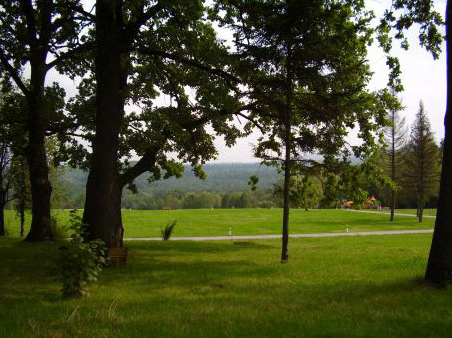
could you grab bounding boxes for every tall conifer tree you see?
[405,101,441,222]
[382,94,406,221]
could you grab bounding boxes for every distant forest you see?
[50,161,438,211]
[56,163,281,210]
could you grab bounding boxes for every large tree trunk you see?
[0,203,5,236]
[19,204,25,237]
[281,50,293,264]
[425,0,452,285]
[418,189,424,223]
[24,61,53,242]
[83,0,127,248]
[281,131,291,263]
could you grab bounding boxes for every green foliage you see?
[182,191,221,209]
[55,210,106,299]
[403,101,441,220]
[248,175,259,191]
[273,173,322,210]
[214,0,387,164]
[160,220,177,240]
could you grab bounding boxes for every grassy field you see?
[1,234,451,338]
[3,208,435,238]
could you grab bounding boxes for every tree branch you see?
[123,3,163,46]
[119,146,161,188]
[55,2,96,21]
[119,101,256,187]
[0,53,29,96]
[46,40,95,71]
[19,0,37,46]
[137,47,240,90]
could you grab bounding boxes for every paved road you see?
[124,229,433,241]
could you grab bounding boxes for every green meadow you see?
[3,208,435,238]
[1,233,451,338]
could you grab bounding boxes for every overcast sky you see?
[213,0,448,163]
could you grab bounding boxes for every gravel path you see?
[124,229,433,241]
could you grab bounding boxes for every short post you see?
[229,227,232,236]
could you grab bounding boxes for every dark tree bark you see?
[0,207,5,236]
[418,184,424,223]
[425,0,452,285]
[19,202,25,237]
[0,153,7,236]
[281,49,293,264]
[24,81,53,241]
[0,0,55,241]
[281,123,291,263]
[24,22,53,241]
[82,0,127,248]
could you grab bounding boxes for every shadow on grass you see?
[2,236,452,338]
[126,240,277,254]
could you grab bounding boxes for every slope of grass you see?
[0,234,451,338]
[3,208,435,238]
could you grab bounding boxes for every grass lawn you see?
[0,234,451,338]
[377,209,437,217]
[3,209,435,238]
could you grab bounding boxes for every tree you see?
[382,93,407,220]
[425,0,452,284]
[77,0,247,249]
[0,130,12,236]
[215,0,388,262]
[9,154,31,237]
[404,101,441,222]
[0,1,91,241]
[182,192,221,209]
[273,173,321,211]
[0,91,28,236]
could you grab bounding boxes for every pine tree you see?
[404,101,441,222]
[382,94,407,221]
[215,0,385,262]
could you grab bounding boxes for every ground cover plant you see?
[2,209,435,238]
[0,234,451,338]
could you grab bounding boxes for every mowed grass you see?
[3,208,435,238]
[1,234,451,338]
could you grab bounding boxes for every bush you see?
[160,220,177,240]
[55,210,106,299]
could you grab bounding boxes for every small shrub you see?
[56,210,106,299]
[160,220,177,240]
